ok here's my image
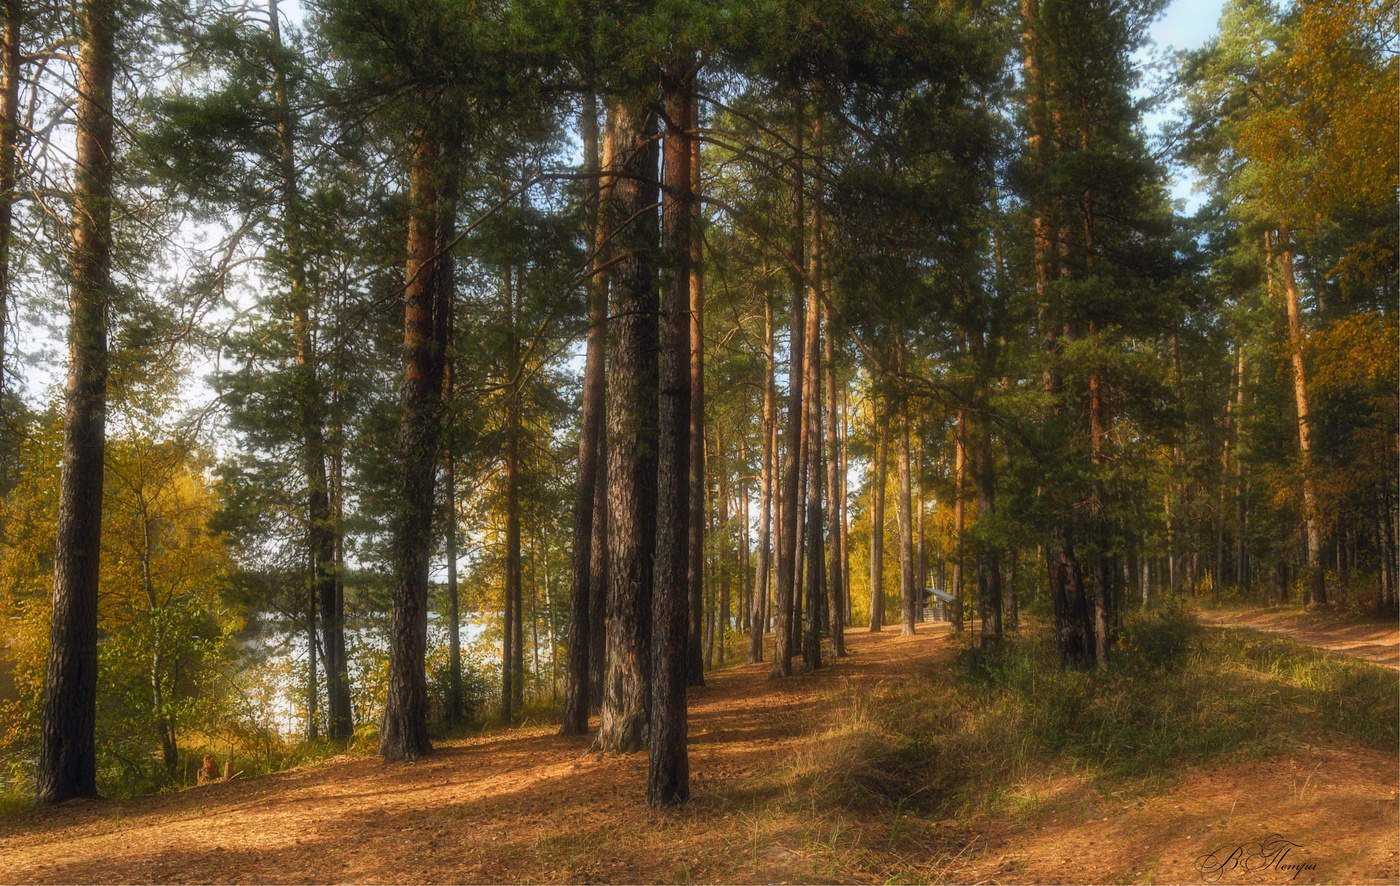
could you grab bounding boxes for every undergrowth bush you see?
[782,611,1397,816]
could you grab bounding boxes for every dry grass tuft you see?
[773,610,1397,820]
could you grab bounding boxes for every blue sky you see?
[1154,0,1230,51]
[1144,0,1230,208]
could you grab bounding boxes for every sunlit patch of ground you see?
[1198,607,1398,669]
[1,622,1393,885]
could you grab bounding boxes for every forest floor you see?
[1197,606,1399,668]
[1,623,1395,885]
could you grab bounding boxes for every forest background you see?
[0,0,1394,811]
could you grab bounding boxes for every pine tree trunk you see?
[38,0,114,805]
[685,92,706,688]
[563,88,606,736]
[547,549,559,702]
[529,545,540,699]
[1073,98,1111,661]
[1166,342,1182,599]
[1234,321,1248,588]
[841,390,851,625]
[1165,485,1177,595]
[315,397,350,738]
[380,130,450,762]
[951,408,966,632]
[1090,345,1109,667]
[498,484,515,716]
[750,317,772,657]
[915,434,925,623]
[1048,543,1093,668]
[972,417,1002,646]
[588,114,617,711]
[306,559,318,740]
[704,446,715,670]
[652,82,692,793]
[1215,379,1229,601]
[773,103,804,678]
[267,0,351,739]
[1274,227,1325,605]
[330,423,350,725]
[589,416,609,707]
[445,397,462,726]
[801,170,824,672]
[598,99,658,753]
[508,186,530,711]
[740,448,752,641]
[1022,0,1091,668]
[0,0,18,411]
[869,416,887,632]
[895,385,916,636]
[705,473,716,666]
[824,305,844,656]
[791,427,806,657]
[501,265,522,721]
[716,428,729,665]
[1006,553,1019,630]
[509,328,524,710]
[1380,491,1395,607]
[749,300,774,662]
[703,527,715,668]
[1392,463,1399,608]
[769,424,781,632]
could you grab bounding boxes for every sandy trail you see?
[1,622,1394,884]
[0,627,948,884]
[1197,607,1399,669]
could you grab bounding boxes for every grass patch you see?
[0,732,369,818]
[779,611,1397,817]
[0,791,31,818]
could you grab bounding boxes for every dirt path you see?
[0,628,949,884]
[1197,607,1399,669]
[1,624,1394,885]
